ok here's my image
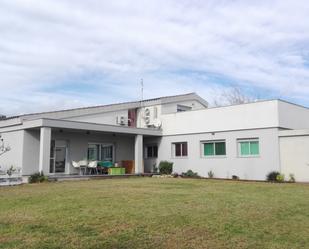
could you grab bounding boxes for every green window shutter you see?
[250,141,259,155]
[240,142,250,156]
[204,143,214,156]
[215,142,226,155]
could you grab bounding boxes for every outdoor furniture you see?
[108,167,126,175]
[87,161,98,175]
[72,161,83,175]
[78,160,88,175]
[97,161,114,174]
[122,160,135,174]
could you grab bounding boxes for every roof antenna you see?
[141,78,144,103]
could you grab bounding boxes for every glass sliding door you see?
[101,145,113,161]
[50,140,67,174]
[87,144,100,161]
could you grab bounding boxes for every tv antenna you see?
[140,78,144,103]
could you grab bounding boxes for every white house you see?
[1,92,309,182]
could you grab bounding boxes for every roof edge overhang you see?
[0,118,163,136]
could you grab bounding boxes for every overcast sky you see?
[1,0,309,116]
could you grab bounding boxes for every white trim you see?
[171,142,188,158]
[237,138,260,157]
[200,140,226,158]
[0,118,163,136]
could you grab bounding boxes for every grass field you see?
[1,178,309,249]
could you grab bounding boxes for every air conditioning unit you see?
[144,107,158,126]
[116,116,127,126]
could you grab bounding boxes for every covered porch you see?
[21,118,162,176]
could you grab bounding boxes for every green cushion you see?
[97,161,114,168]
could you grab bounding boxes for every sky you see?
[1,0,309,116]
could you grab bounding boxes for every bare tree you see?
[0,134,11,156]
[212,86,257,107]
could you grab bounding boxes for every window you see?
[101,145,113,161]
[145,145,158,158]
[238,139,259,156]
[177,104,192,112]
[88,144,100,160]
[202,141,226,157]
[173,142,188,157]
[87,143,114,161]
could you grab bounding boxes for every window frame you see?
[172,142,188,158]
[237,138,260,157]
[176,104,192,112]
[87,143,115,162]
[201,140,227,158]
[145,144,158,159]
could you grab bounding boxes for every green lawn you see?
[1,178,309,249]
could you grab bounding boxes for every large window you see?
[202,141,226,157]
[87,143,114,161]
[145,145,158,158]
[172,142,188,157]
[238,139,259,157]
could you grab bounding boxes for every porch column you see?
[134,134,143,174]
[39,127,51,174]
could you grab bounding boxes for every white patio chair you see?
[78,160,88,175]
[87,161,98,175]
[72,161,82,175]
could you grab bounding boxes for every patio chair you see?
[87,161,98,175]
[72,161,83,175]
[78,160,88,175]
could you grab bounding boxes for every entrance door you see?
[50,142,67,174]
[54,147,66,173]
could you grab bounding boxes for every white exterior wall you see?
[279,135,309,182]
[159,128,280,180]
[65,110,128,125]
[63,99,206,129]
[161,100,205,114]
[160,101,279,136]
[278,101,309,129]
[0,130,24,172]
[22,130,40,175]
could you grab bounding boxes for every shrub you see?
[232,175,239,180]
[172,173,180,178]
[266,171,280,182]
[159,161,173,175]
[208,170,214,178]
[288,173,296,183]
[29,172,47,183]
[276,174,285,183]
[182,169,200,178]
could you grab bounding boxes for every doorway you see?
[50,140,67,174]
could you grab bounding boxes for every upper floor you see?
[1,93,309,135]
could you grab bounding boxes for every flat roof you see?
[0,118,163,136]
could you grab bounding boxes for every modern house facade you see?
[1,92,309,182]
